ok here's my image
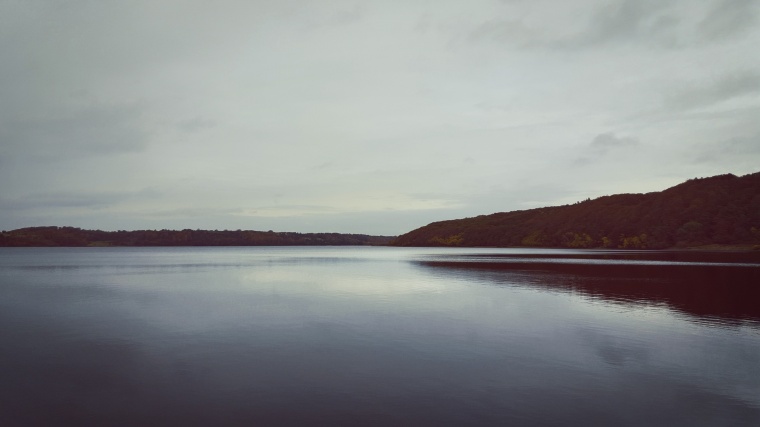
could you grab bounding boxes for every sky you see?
[1,0,759,235]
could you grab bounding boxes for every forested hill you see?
[392,172,760,249]
[0,228,393,247]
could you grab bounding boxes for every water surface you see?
[1,247,758,426]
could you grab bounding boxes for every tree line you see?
[0,227,393,247]
[392,172,760,249]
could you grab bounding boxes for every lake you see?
[1,247,759,426]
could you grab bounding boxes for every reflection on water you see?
[416,252,760,326]
[0,247,759,426]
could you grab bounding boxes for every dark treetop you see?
[392,172,760,249]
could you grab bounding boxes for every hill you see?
[0,227,393,247]
[392,172,760,249]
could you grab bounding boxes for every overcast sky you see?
[1,0,759,235]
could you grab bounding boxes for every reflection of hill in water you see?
[416,252,760,326]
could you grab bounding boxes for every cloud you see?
[0,189,160,212]
[692,132,760,164]
[176,117,216,133]
[561,0,760,49]
[299,3,365,30]
[462,0,681,50]
[464,0,759,51]
[140,206,243,219]
[567,0,674,48]
[0,104,151,161]
[466,19,540,46]
[590,132,640,151]
[237,194,462,218]
[664,71,760,111]
[574,132,641,166]
[697,0,759,42]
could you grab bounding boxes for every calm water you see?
[1,247,759,426]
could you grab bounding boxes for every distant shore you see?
[0,226,395,247]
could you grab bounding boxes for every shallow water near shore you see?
[1,247,759,426]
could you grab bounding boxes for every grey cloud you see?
[142,207,243,219]
[564,0,760,49]
[464,0,682,49]
[692,132,760,164]
[574,132,640,166]
[568,0,672,48]
[177,117,216,133]
[0,189,160,212]
[723,133,760,154]
[664,71,760,111]
[1,104,150,160]
[697,0,758,41]
[311,161,341,171]
[573,156,595,167]
[466,0,759,51]
[300,3,364,30]
[466,19,538,46]
[590,132,640,151]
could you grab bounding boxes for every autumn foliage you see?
[392,172,760,249]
